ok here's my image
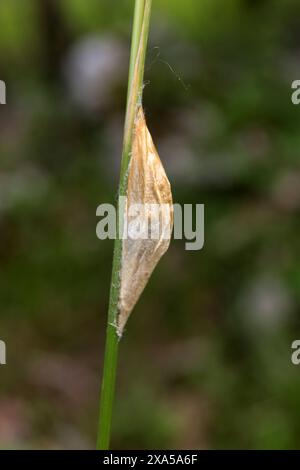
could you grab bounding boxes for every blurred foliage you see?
[0,0,300,449]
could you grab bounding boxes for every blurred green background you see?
[0,0,300,449]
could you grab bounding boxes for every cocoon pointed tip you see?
[117,107,173,337]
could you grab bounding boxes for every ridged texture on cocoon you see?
[117,107,173,336]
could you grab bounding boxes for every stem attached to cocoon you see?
[96,0,172,449]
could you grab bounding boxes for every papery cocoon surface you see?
[117,107,173,336]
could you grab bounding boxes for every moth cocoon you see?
[117,107,173,336]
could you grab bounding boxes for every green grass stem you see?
[97,0,153,450]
